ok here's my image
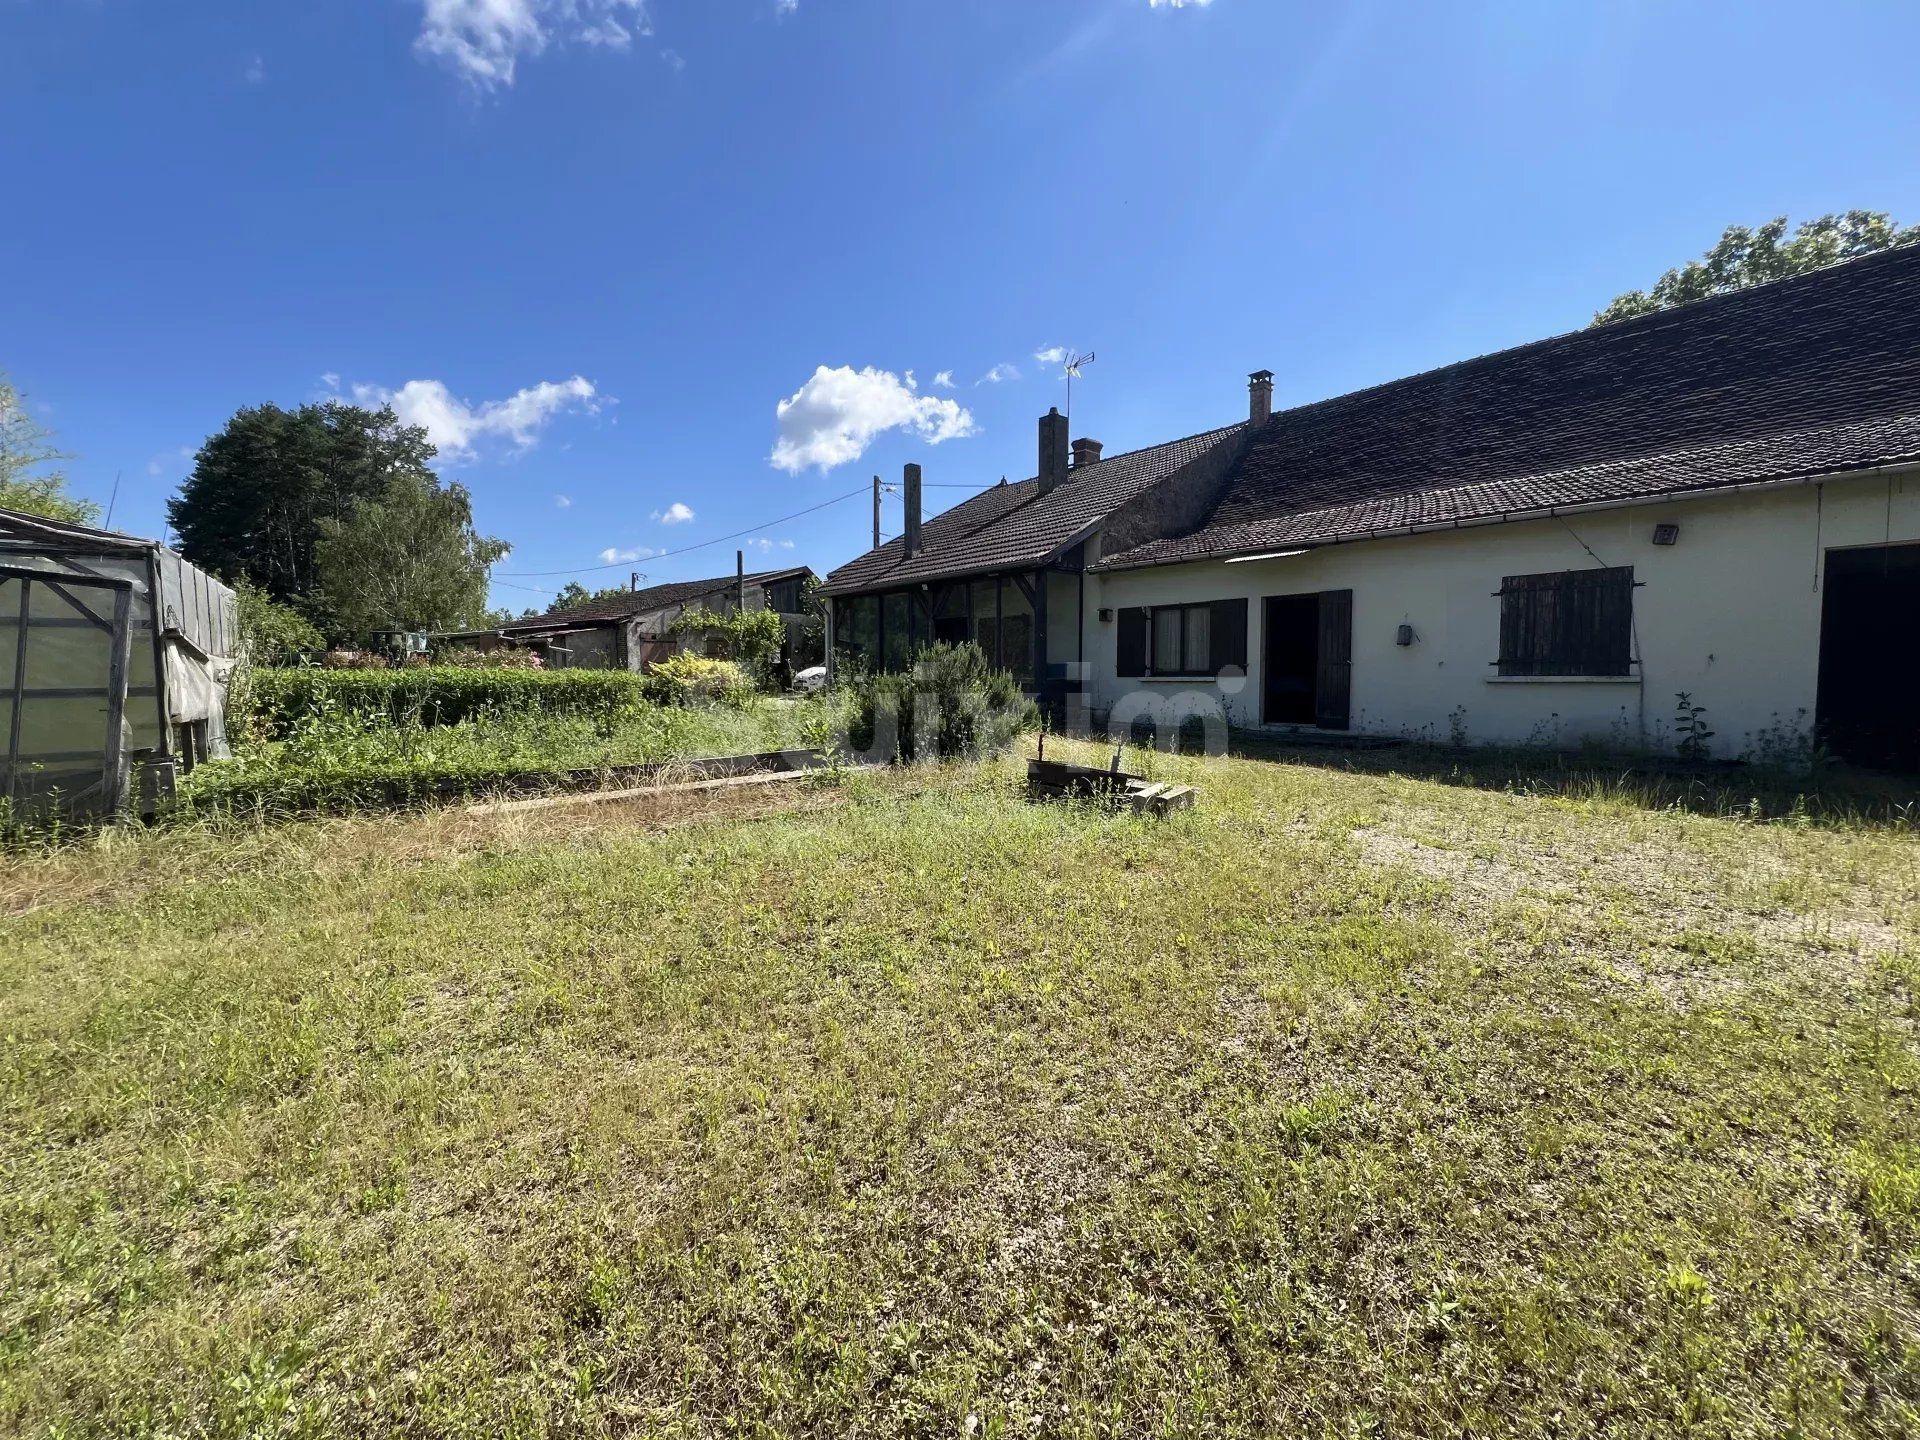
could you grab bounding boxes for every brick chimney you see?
[1249,370,1274,427]
[903,462,923,556]
[1071,437,1103,468]
[1038,407,1070,494]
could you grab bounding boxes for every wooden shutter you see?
[1210,598,1248,674]
[1498,567,1633,676]
[1314,589,1352,729]
[1116,607,1147,678]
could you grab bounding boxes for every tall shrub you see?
[846,643,1037,763]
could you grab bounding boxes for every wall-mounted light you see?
[1395,623,1417,647]
[1097,607,1114,622]
[1652,523,1680,546]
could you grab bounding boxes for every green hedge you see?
[246,667,650,735]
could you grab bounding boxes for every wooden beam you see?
[464,765,871,817]
[103,585,132,816]
[6,578,26,805]
[43,581,116,631]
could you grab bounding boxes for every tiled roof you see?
[817,424,1244,595]
[503,566,813,630]
[1096,243,1920,570]
[1099,412,1920,565]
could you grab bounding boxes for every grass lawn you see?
[3,742,1917,1437]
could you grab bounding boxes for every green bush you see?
[643,654,755,708]
[234,581,325,666]
[245,666,648,736]
[669,606,787,685]
[846,642,1038,763]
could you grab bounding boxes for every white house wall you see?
[1083,471,1920,756]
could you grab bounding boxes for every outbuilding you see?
[0,507,238,820]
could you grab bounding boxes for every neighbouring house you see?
[823,246,1920,770]
[817,416,1248,715]
[447,562,818,673]
[1,507,238,819]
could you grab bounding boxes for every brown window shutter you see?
[1210,598,1248,674]
[1116,607,1147,678]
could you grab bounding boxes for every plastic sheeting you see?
[0,512,238,817]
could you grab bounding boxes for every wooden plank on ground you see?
[465,767,820,817]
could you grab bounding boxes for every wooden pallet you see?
[1026,749,1195,816]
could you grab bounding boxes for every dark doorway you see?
[1263,589,1352,729]
[1818,543,1920,771]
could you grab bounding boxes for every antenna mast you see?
[1063,350,1096,419]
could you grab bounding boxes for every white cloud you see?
[415,0,652,89]
[350,375,602,460]
[660,47,685,71]
[599,545,654,563]
[244,54,266,84]
[1034,345,1070,367]
[931,370,955,389]
[742,536,797,554]
[554,494,572,508]
[652,501,695,525]
[146,445,195,479]
[976,363,1020,386]
[771,364,977,473]
[1149,0,1212,7]
[775,0,799,13]
[320,372,340,390]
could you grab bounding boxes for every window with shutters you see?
[1115,599,1247,678]
[1496,567,1635,677]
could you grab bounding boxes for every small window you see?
[1117,599,1247,678]
[1497,566,1634,677]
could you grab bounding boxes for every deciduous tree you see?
[1594,212,1919,325]
[167,401,435,607]
[312,474,509,638]
[0,375,99,525]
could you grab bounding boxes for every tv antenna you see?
[1062,351,1096,418]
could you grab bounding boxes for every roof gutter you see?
[1094,459,1920,571]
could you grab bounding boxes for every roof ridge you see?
[1258,241,1920,433]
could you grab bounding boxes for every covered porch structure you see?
[828,550,1087,719]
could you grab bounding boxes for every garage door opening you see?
[1818,542,1920,771]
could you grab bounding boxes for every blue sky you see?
[5,0,1918,611]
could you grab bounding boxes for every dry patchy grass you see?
[1,743,1916,1438]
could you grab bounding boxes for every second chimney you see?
[903,462,923,556]
[1071,437,1103,469]
[1249,369,1274,427]
[1038,407,1070,494]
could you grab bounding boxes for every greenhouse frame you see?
[0,507,238,823]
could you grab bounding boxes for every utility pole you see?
[630,571,639,592]
[872,474,882,550]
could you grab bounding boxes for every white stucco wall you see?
[1082,470,1920,756]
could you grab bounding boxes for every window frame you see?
[1139,600,1237,678]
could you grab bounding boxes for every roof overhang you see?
[818,524,1100,598]
[1091,458,1920,573]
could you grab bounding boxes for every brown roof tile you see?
[1096,244,1920,569]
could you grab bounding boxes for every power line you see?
[497,485,868,578]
